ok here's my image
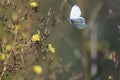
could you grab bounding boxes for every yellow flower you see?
[33,65,42,74]
[29,1,39,8]
[108,75,112,80]
[15,25,20,32]
[16,44,22,49]
[0,53,5,61]
[48,44,55,54]
[5,44,12,51]
[108,51,116,60]
[108,53,112,60]
[31,34,40,42]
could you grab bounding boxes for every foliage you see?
[0,0,56,80]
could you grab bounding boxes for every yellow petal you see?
[0,53,5,61]
[31,34,40,42]
[33,65,42,74]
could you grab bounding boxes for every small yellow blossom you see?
[108,51,116,60]
[16,44,22,49]
[33,65,42,74]
[29,1,39,8]
[31,34,40,42]
[48,44,55,54]
[108,53,112,60]
[5,44,12,51]
[0,53,5,61]
[108,75,113,80]
[15,25,20,32]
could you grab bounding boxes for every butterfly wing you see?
[71,18,87,29]
[79,17,85,24]
[70,5,81,19]
[69,5,87,29]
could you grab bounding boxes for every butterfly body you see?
[70,5,87,29]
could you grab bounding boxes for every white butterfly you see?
[70,5,87,29]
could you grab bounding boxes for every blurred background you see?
[0,0,120,80]
[46,0,120,80]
